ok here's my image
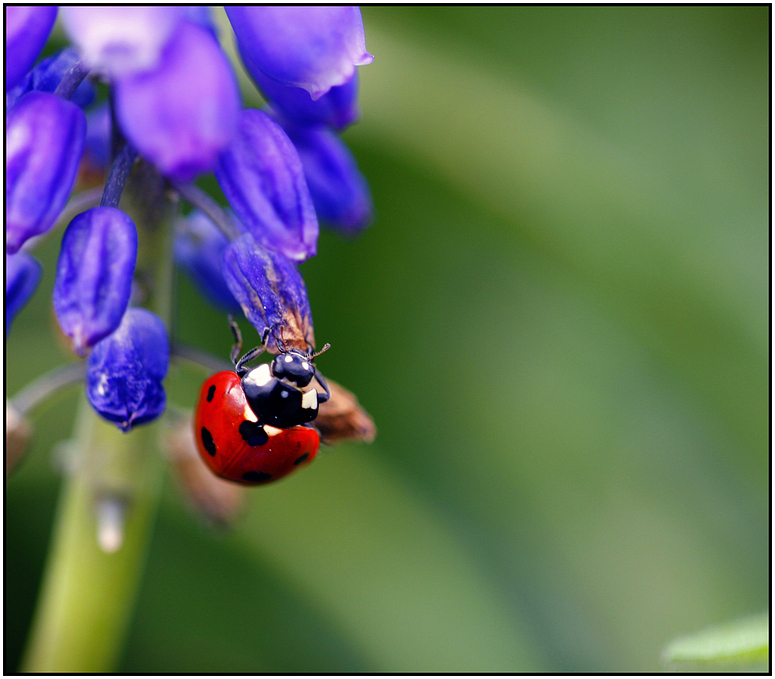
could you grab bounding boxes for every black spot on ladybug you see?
[206,384,216,402]
[238,420,269,447]
[242,471,272,482]
[201,427,216,456]
[293,452,309,466]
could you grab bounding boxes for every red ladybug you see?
[195,370,319,485]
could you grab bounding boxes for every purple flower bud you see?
[86,307,169,432]
[114,21,240,182]
[174,211,242,315]
[214,109,318,262]
[181,6,217,36]
[6,91,87,254]
[255,69,360,131]
[226,6,373,100]
[223,233,314,352]
[5,6,58,91]
[6,250,42,335]
[282,124,373,235]
[60,6,184,78]
[6,48,96,111]
[53,207,138,357]
[83,102,112,172]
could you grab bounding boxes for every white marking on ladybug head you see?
[244,363,271,388]
[301,361,309,371]
[284,355,293,363]
[280,390,289,399]
[264,425,282,437]
[301,389,317,410]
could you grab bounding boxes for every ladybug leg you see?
[235,345,267,376]
[261,325,273,347]
[228,316,243,366]
[233,323,276,375]
[313,368,331,403]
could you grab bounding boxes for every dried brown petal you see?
[315,377,376,445]
[6,401,32,477]
[164,413,246,527]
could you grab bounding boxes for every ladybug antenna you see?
[310,343,331,360]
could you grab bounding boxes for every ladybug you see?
[194,319,330,485]
[195,370,319,485]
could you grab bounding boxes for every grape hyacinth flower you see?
[6,7,376,672]
[85,307,169,432]
[6,48,95,111]
[6,250,42,335]
[6,91,86,253]
[226,6,373,99]
[5,5,58,91]
[173,210,242,315]
[280,121,374,235]
[53,206,138,356]
[222,232,315,351]
[214,108,319,262]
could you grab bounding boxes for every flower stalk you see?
[20,398,164,672]
[21,160,175,673]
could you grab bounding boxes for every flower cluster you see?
[6,6,374,439]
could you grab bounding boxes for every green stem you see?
[21,160,176,672]
[21,401,164,672]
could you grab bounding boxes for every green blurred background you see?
[6,6,769,672]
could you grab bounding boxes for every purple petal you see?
[6,92,86,254]
[255,70,360,131]
[223,233,314,352]
[83,101,112,172]
[6,250,42,336]
[5,6,58,91]
[214,109,318,262]
[226,6,373,100]
[174,210,242,315]
[60,6,184,78]
[86,308,169,432]
[181,6,217,36]
[53,207,138,357]
[114,21,240,182]
[6,48,96,111]
[282,123,373,235]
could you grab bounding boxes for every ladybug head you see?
[271,343,330,388]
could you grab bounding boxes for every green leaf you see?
[663,613,769,672]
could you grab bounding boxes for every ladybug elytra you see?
[194,319,330,485]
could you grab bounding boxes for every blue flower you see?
[86,308,169,433]
[174,210,242,315]
[6,250,42,336]
[281,122,373,235]
[83,102,112,172]
[53,207,138,357]
[223,233,315,352]
[5,6,58,91]
[244,51,361,131]
[6,48,96,111]
[6,91,86,254]
[113,21,240,183]
[226,6,373,99]
[214,108,318,262]
[6,6,374,435]
[60,6,186,78]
